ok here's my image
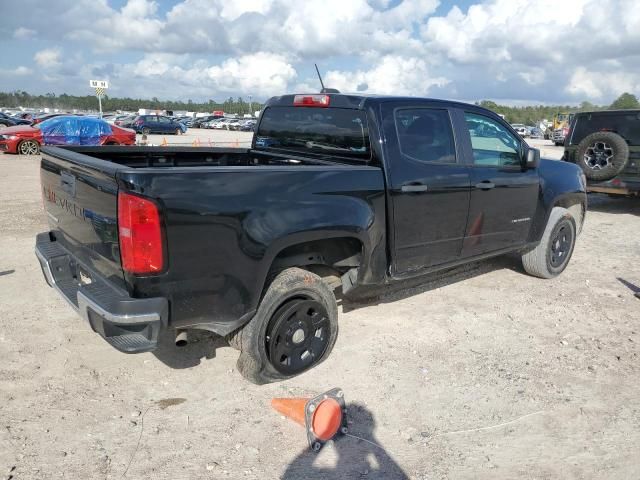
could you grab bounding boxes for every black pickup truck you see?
[35,93,587,384]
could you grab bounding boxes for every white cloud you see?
[34,48,62,68]
[2,0,640,103]
[114,52,296,99]
[320,56,448,96]
[0,66,33,76]
[13,27,36,39]
[566,66,640,99]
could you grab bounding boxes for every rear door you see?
[382,102,471,275]
[158,116,173,133]
[456,110,540,256]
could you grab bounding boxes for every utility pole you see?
[248,95,252,116]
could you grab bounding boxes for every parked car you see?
[529,127,544,139]
[32,113,80,125]
[226,119,242,130]
[34,93,586,384]
[192,115,223,128]
[0,112,31,127]
[114,115,136,128]
[511,123,528,137]
[0,115,135,155]
[563,109,640,196]
[133,115,184,135]
[212,118,238,130]
[239,119,257,132]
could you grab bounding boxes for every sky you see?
[0,0,639,105]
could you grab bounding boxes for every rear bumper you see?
[35,232,168,353]
[588,178,640,195]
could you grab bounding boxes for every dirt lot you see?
[1,140,639,479]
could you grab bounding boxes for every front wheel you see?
[175,128,181,135]
[18,139,40,155]
[229,267,339,384]
[521,207,577,279]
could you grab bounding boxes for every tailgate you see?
[40,147,125,287]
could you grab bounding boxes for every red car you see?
[0,116,136,155]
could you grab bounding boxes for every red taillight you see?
[135,119,143,125]
[293,94,330,107]
[118,191,164,274]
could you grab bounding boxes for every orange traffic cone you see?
[161,137,168,146]
[271,388,347,451]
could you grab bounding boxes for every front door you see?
[458,111,540,257]
[383,103,471,275]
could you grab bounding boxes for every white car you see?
[511,123,528,137]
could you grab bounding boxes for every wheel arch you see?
[261,233,366,295]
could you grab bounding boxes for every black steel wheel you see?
[266,298,331,375]
[522,207,578,279]
[548,222,573,269]
[230,267,338,384]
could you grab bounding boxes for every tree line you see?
[1,90,638,122]
[477,93,640,125]
[0,91,263,115]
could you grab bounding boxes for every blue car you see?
[132,115,184,135]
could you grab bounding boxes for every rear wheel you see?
[229,267,339,384]
[18,140,40,155]
[141,127,150,135]
[522,207,577,279]
[175,128,181,135]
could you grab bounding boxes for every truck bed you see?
[39,145,386,340]
[65,145,370,168]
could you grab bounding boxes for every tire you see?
[141,127,150,135]
[229,267,339,385]
[576,131,629,181]
[522,207,577,279]
[175,128,181,135]
[18,139,40,155]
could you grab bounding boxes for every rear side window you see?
[394,108,456,164]
[572,112,640,146]
[255,107,370,160]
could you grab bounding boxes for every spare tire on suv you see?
[576,131,629,181]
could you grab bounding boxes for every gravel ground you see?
[0,139,639,480]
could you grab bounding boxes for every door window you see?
[146,116,158,123]
[465,113,521,167]
[395,109,456,164]
[158,116,170,123]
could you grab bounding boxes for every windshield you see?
[255,106,370,160]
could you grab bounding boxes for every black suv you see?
[564,110,640,196]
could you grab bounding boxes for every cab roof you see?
[264,93,480,111]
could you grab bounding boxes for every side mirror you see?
[526,148,540,169]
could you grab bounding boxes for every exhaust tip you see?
[175,330,188,347]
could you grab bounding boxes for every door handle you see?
[475,181,495,190]
[401,184,429,193]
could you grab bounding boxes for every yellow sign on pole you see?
[89,80,109,118]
